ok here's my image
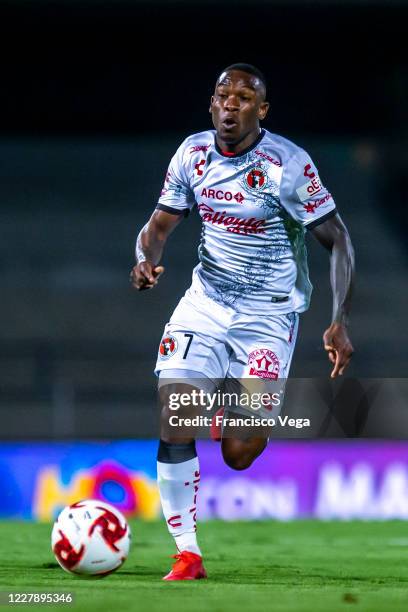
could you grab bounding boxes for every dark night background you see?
[0,2,407,138]
[0,0,407,437]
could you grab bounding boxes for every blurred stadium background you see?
[0,0,407,522]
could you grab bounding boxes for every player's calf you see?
[157,383,206,579]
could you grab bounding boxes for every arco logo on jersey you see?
[246,167,267,190]
[159,335,178,359]
[200,188,245,204]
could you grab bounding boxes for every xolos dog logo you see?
[246,168,266,190]
[248,348,280,380]
[159,335,178,359]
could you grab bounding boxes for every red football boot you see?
[163,551,207,581]
[210,407,224,442]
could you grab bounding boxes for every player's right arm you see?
[130,210,184,290]
[130,137,197,290]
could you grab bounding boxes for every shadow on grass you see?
[38,563,164,580]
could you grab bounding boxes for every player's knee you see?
[158,384,197,445]
[222,437,267,471]
[159,404,195,444]
[158,382,198,410]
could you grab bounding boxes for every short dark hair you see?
[220,63,267,94]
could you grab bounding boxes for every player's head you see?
[210,63,269,147]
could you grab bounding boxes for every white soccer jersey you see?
[157,129,336,315]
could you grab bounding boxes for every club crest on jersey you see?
[248,348,280,380]
[159,335,178,359]
[246,167,266,190]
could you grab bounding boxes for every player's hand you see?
[129,262,165,291]
[323,322,354,378]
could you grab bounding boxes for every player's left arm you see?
[310,213,355,378]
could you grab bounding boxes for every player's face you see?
[210,70,269,151]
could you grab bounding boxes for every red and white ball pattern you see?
[51,499,131,576]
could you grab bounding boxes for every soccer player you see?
[130,63,354,580]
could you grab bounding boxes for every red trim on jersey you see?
[215,129,265,158]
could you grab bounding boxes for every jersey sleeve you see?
[156,140,196,217]
[279,150,337,229]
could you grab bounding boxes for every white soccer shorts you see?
[154,286,299,419]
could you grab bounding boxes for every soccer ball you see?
[51,499,131,576]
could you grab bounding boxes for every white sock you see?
[157,457,202,556]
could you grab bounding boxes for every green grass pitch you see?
[0,520,408,611]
